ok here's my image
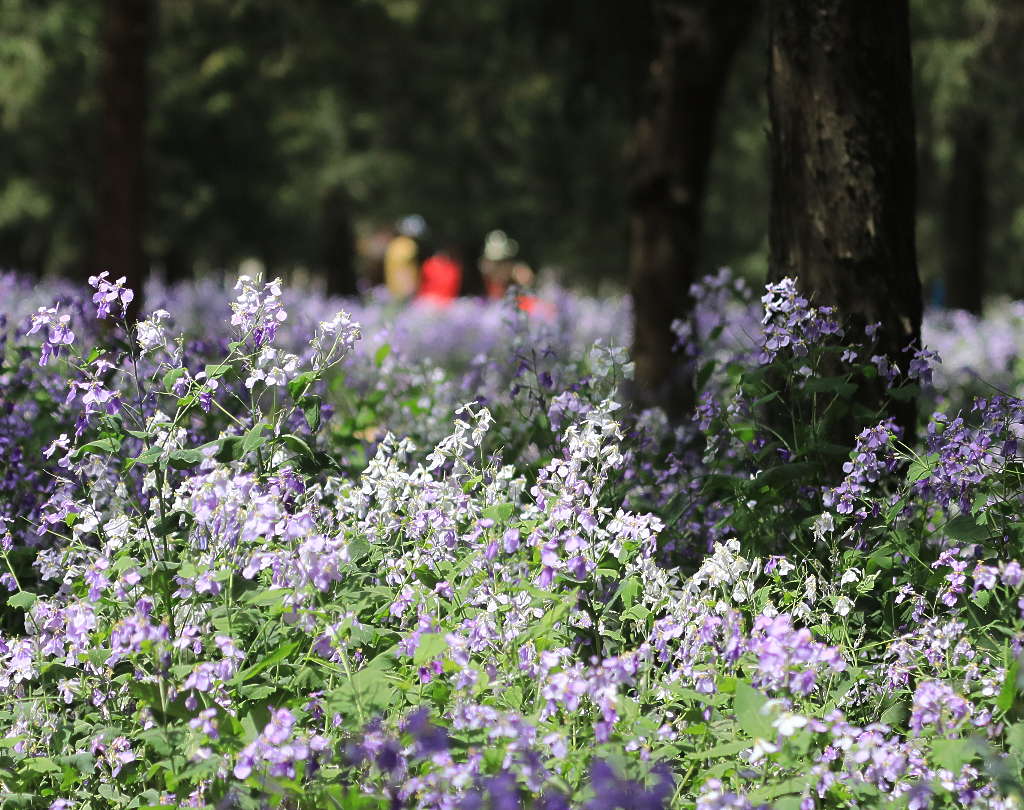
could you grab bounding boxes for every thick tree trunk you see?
[95,0,151,316]
[768,0,921,435]
[943,111,989,314]
[628,0,756,417]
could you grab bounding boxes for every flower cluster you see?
[759,277,842,364]
[88,271,135,320]
[231,274,287,345]
[26,305,74,366]
[0,269,1020,810]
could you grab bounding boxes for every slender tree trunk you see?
[628,0,756,417]
[161,244,191,286]
[768,0,921,436]
[95,0,151,315]
[943,111,989,314]
[938,0,1024,314]
[320,187,358,298]
[458,237,485,298]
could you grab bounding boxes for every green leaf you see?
[617,576,641,609]
[7,591,37,610]
[242,423,268,453]
[931,737,982,772]
[907,453,939,483]
[71,436,121,459]
[277,433,314,459]
[802,376,857,397]
[481,503,515,523]
[998,657,1021,713]
[943,514,990,543]
[888,383,920,402]
[165,448,204,469]
[355,406,377,429]
[748,776,812,803]
[125,446,163,470]
[880,702,909,728]
[734,681,774,739]
[347,537,371,564]
[620,604,651,623]
[519,592,576,643]
[1007,722,1024,766]
[239,684,277,700]
[20,757,61,775]
[203,363,232,379]
[734,423,757,443]
[684,740,750,760]
[374,343,392,366]
[753,462,818,490]
[327,667,397,717]
[162,367,187,391]
[413,633,449,665]
[302,395,322,432]
[214,435,245,462]
[695,360,716,393]
[287,371,317,399]
[229,640,300,685]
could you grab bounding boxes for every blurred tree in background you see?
[95,0,151,311]
[0,0,1021,304]
[627,0,756,416]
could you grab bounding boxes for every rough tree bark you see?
[768,0,922,436]
[628,0,756,418]
[95,0,151,315]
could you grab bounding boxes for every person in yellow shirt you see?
[384,215,426,301]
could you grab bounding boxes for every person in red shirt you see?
[416,249,462,305]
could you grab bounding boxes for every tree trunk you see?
[628,0,756,417]
[942,111,989,314]
[95,0,151,316]
[319,187,358,298]
[768,0,921,436]
[938,0,1024,314]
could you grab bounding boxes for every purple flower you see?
[27,305,75,366]
[88,271,135,319]
[910,680,972,736]
[758,278,842,365]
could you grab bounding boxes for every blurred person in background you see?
[384,214,427,301]
[416,244,463,306]
[479,229,547,316]
[480,229,518,300]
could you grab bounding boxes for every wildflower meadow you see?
[2,269,1024,810]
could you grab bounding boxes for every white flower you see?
[803,575,818,604]
[135,309,171,354]
[839,568,861,587]
[773,712,808,737]
[812,512,835,543]
[731,580,755,602]
[746,738,779,763]
[834,595,854,617]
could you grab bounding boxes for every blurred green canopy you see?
[0,0,1022,297]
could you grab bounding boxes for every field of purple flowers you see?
[1,269,1024,809]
